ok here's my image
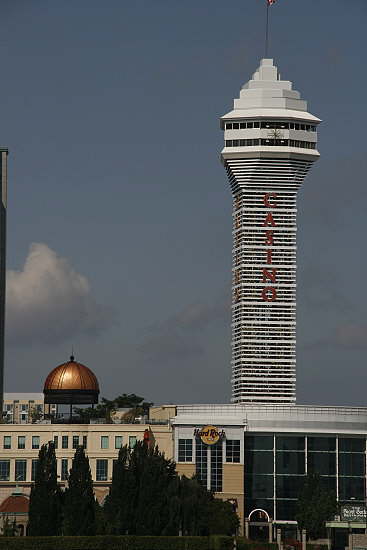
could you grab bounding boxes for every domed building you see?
[43,356,99,415]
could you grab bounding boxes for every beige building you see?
[3,393,57,424]
[0,421,173,506]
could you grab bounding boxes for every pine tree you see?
[28,442,61,536]
[63,446,96,535]
[134,443,177,535]
[104,445,134,534]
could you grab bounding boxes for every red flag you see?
[267,0,276,4]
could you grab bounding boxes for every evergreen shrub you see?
[0,535,238,550]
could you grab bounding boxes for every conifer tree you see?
[104,445,134,534]
[63,446,96,535]
[28,442,61,536]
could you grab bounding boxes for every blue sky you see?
[1,0,366,405]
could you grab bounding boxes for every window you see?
[195,438,208,487]
[18,436,26,449]
[0,460,10,481]
[308,437,335,451]
[178,439,193,462]
[339,453,365,476]
[53,436,58,449]
[101,436,109,449]
[31,459,38,482]
[308,452,336,475]
[276,451,305,475]
[276,436,305,451]
[15,460,27,481]
[247,474,274,499]
[32,436,40,449]
[339,438,365,453]
[82,436,87,449]
[61,459,68,481]
[226,440,241,463]
[129,436,137,449]
[115,436,123,449]
[96,459,108,481]
[72,435,79,449]
[62,435,68,449]
[3,436,11,449]
[210,443,223,492]
[245,450,273,474]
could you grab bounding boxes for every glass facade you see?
[244,434,367,521]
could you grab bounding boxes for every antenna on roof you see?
[265,0,276,58]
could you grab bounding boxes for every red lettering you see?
[263,213,276,227]
[262,287,277,301]
[264,193,278,208]
[265,230,274,245]
[266,249,273,264]
[262,268,277,283]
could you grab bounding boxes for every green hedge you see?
[237,541,277,550]
[0,536,280,550]
[0,536,229,550]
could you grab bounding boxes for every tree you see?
[28,442,62,536]
[63,446,96,536]
[0,515,17,536]
[296,473,337,540]
[104,443,239,536]
[104,445,134,534]
[75,393,153,423]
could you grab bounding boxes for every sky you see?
[0,0,366,406]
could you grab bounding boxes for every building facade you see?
[0,148,7,411]
[3,393,57,424]
[221,59,320,403]
[173,404,367,540]
[0,421,173,506]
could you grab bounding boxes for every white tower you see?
[221,59,320,404]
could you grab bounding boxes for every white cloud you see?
[6,243,115,347]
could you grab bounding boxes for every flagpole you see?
[265,1,269,58]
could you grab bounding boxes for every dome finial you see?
[70,345,75,362]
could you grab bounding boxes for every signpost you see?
[341,506,367,523]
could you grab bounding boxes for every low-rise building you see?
[3,393,57,424]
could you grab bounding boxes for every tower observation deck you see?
[221,59,320,404]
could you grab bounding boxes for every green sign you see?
[340,505,367,522]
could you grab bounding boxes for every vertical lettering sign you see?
[262,193,277,301]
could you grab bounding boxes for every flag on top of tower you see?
[267,0,276,5]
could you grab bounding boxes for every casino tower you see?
[221,59,320,404]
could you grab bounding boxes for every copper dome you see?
[43,356,99,405]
